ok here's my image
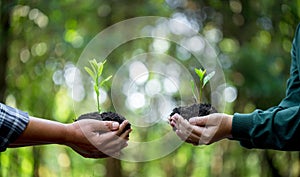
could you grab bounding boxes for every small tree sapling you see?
[76,59,130,133]
[84,59,112,113]
[191,68,215,103]
[170,67,217,129]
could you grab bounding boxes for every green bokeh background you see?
[0,0,299,177]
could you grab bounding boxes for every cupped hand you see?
[169,113,232,146]
[65,119,131,158]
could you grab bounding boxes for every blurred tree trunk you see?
[33,147,41,177]
[0,0,13,103]
[106,158,123,177]
[0,1,14,177]
[103,3,124,176]
[263,150,281,177]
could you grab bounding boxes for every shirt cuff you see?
[232,112,253,142]
[0,104,30,152]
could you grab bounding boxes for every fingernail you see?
[172,114,179,120]
[189,118,195,124]
[112,122,119,129]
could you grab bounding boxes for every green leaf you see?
[195,68,206,82]
[100,75,112,86]
[101,60,107,66]
[98,62,104,77]
[203,71,215,88]
[84,67,95,80]
[98,60,107,77]
[90,59,99,73]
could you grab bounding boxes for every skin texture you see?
[9,116,132,158]
[169,113,232,146]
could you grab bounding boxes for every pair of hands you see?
[71,112,232,158]
[69,112,232,158]
[169,113,233,146]
[66,119,131,158]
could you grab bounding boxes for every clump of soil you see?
[170,103,217,130]
[76,112,131,134]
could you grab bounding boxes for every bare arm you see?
[9,116,131,158]
[9,116,70,146]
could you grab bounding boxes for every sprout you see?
[84,59,112,113]
[191,68,215,103]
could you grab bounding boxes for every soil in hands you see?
[170,103,217,131]
[76,112,131,134]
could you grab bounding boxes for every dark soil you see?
[76,111,131,134]
[170,103,217,130]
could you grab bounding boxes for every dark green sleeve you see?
[232,24,300,151]
[232,106,300,150]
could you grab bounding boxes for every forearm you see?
[9,116,67,147]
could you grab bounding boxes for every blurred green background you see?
[1,0,299,177]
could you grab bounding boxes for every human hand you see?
[65,119,131,158]
[169,113,232,145]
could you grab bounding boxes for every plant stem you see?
[97,94,101,113]
[95,75,101,113]
[199,86,202,103]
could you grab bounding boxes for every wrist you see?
[224,114,233,139]
[64,123,78,146]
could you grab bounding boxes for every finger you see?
[176,115,193,134]
[171,115,203,143]
[176,130,189,141]
[189,116,208,126]
[119,128,132,140]
[113,130,131,147]
[185,131,201,144]
[172,114,182,129]
[188,129,201,141]
[176,126,199,142]
[178,124,205,144]
[170,113,183,128]
[185,137,198,145]
[115,120,129,136]
[102,129,131,149]
[169,119,176,128]
[175,117,193,138]
[91,121,119,132]
[102,121,120,131]
[171,113,182,120]
[189,125,204,137]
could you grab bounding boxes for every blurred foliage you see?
[1,0,300,177]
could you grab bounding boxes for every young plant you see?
[84,59,112,113]
[191,68,215,103]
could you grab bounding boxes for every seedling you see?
[84,59,112,113]
[191,68,215,103]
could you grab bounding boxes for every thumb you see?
[189,116,208,126]
[106,121,120,130]
[92,121,120,132]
